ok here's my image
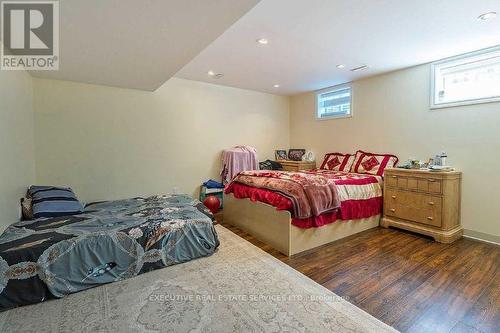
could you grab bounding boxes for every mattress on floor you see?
[0,194,219,311]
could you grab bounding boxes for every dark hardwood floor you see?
[220,223,500,333]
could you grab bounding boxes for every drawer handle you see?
[391,176,398,179]
[390,209,396,212]
[428,202,435,206]
[427,217,434,221]
[428,179,436,182]
[391,195,396,199]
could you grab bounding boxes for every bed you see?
[224,169,385,256]
[0,194,219,311]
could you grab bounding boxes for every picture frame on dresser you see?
[381,168,463,243]
[288,149,306,161]
[275,150,288,161]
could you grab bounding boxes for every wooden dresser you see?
[277,160,316,171]
[381,168,462,243]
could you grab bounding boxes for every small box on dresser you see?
[381,168,463,243]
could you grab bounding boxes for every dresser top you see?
[385,168,461,177]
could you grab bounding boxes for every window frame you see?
[315,83,353,120]
[430,46,500,109]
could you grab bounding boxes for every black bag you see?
[259,159,283,170]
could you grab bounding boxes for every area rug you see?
[0,225,397,332]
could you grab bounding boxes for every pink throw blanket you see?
[221,146,258,184]
[229,170,341,219]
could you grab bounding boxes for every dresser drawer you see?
[386,175,409,189]
[279,161,315,171]
[386,189,442,210]
[417,178,442,194]
[282,165,299,171]
[385,189,442,227]
[386,174,442,194]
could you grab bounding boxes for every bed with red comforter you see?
[225,169,383,229]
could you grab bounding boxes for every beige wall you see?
[33,77,289,203]
[8,60,498,240]
[290,64,500,240]
[0,70,35,230]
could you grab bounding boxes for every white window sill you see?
[316,113,352,121]
[430,96,500,110]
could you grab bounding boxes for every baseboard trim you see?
[463,229,500,246]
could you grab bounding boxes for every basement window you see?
[316,84,352,120]
[431,46,500,109]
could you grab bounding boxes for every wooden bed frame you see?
[224,193,381,256]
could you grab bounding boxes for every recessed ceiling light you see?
[478,12,497,20]
[256,38,269,45]
[207,70,223,79]
[336,64,346,69]
[273,84,280,88]
[351,65,369,72]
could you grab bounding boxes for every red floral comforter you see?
[227,170,341,219]
[225,170,383,228]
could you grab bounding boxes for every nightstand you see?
[276,160,316,171]
[381,168,462,243]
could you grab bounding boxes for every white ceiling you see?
[177,0,500,95]
[30,0,260,91]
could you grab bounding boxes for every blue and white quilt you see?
[0,194,219,311]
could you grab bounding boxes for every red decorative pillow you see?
[350,150,398,176]
[320,153,354,171]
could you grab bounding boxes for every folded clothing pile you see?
[202,179,224,189]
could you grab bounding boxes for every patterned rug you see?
[0,225,397,332]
